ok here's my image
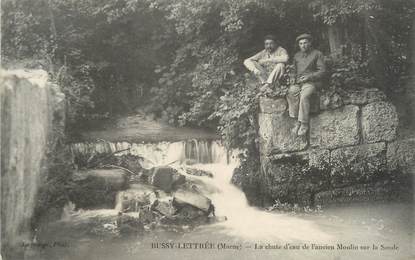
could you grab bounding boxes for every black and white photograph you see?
[1,0,414,259]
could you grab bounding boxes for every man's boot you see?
[291,121,301,135]
[297,122,309,136]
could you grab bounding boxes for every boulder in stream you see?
[73,169,128,189]
[149,166,186,192]
[70,169,128,209]
[152,197,176,217]
[173,189,212,212]
[115,183,158,213]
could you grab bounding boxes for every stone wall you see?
[257,87,413,206]
[1,70,65,248]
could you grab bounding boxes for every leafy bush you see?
[32,145,76,228]
[329,57,375,90]
[3,0,412,129]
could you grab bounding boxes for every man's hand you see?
[260,83,272,93]
[298,74,311,83]
[253,68,261,76]
[256,83,272,98]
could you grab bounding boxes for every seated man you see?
[287,33,326,136]
[243,34,288,89]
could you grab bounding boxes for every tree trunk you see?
[365,10,391,94]
[327,23,343,59]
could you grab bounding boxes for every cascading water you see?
[71,139,231,167]
[189,163,332,242]
[71,139,331,243]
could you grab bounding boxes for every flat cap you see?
[296,33,312,42]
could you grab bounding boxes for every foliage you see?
[2,0,176,123]
[2,0,413,151]
[32,145,76,228]
[231,147,264,205]
[329,57,374,90]
[310,0,414,91]
[212,75,259,149]
[309,0,381,25]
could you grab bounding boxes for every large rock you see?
[314,183,401,206]
[268,149,330,169]
[308,149,330,169]
[310,105,360,149]
[73,169,128,190]
[387,138,415,171]
[341,87,386,105]
[259,97,287,114]
[261,154,330,206]
[115,183,157,212]
[258,113,307,155]
[361,101,398,143]
[1,70,66,246]
[330,142,387,187]
[319,91,344,110]
[365,88,387,103]
[153,197,176,217]
[71,169,128,209]
[258,113,274,155]
[173,189,212,212]
[149,166,186,192]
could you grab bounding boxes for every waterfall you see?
[71,139,236,167]
[0,70,64,247]
[71,139,331,242]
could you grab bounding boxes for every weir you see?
[71,139,233,166]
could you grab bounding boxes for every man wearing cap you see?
[287,33,326,136]
[243,34,288,89]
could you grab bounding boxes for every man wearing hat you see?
[287,33,326,136]
[243,34,288,89]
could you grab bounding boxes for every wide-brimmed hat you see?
[296,33,313,42]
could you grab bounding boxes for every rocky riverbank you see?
[233,86,414,207]
[62,151,226,239]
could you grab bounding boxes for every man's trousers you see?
[243,60,285,85]
[287,83,317,123]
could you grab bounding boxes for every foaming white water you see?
[188,163,332,243]
[71,140,232,167]
[72,139,331,242]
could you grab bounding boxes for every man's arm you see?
[308,51,326,81]
[263,47,289,64]
[290,54,298,84]
[243,51,263,73]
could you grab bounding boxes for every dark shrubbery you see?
[32,145,76,229]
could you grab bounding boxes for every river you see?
[23,140,414,260]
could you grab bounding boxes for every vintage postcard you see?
[1,0,414,259]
